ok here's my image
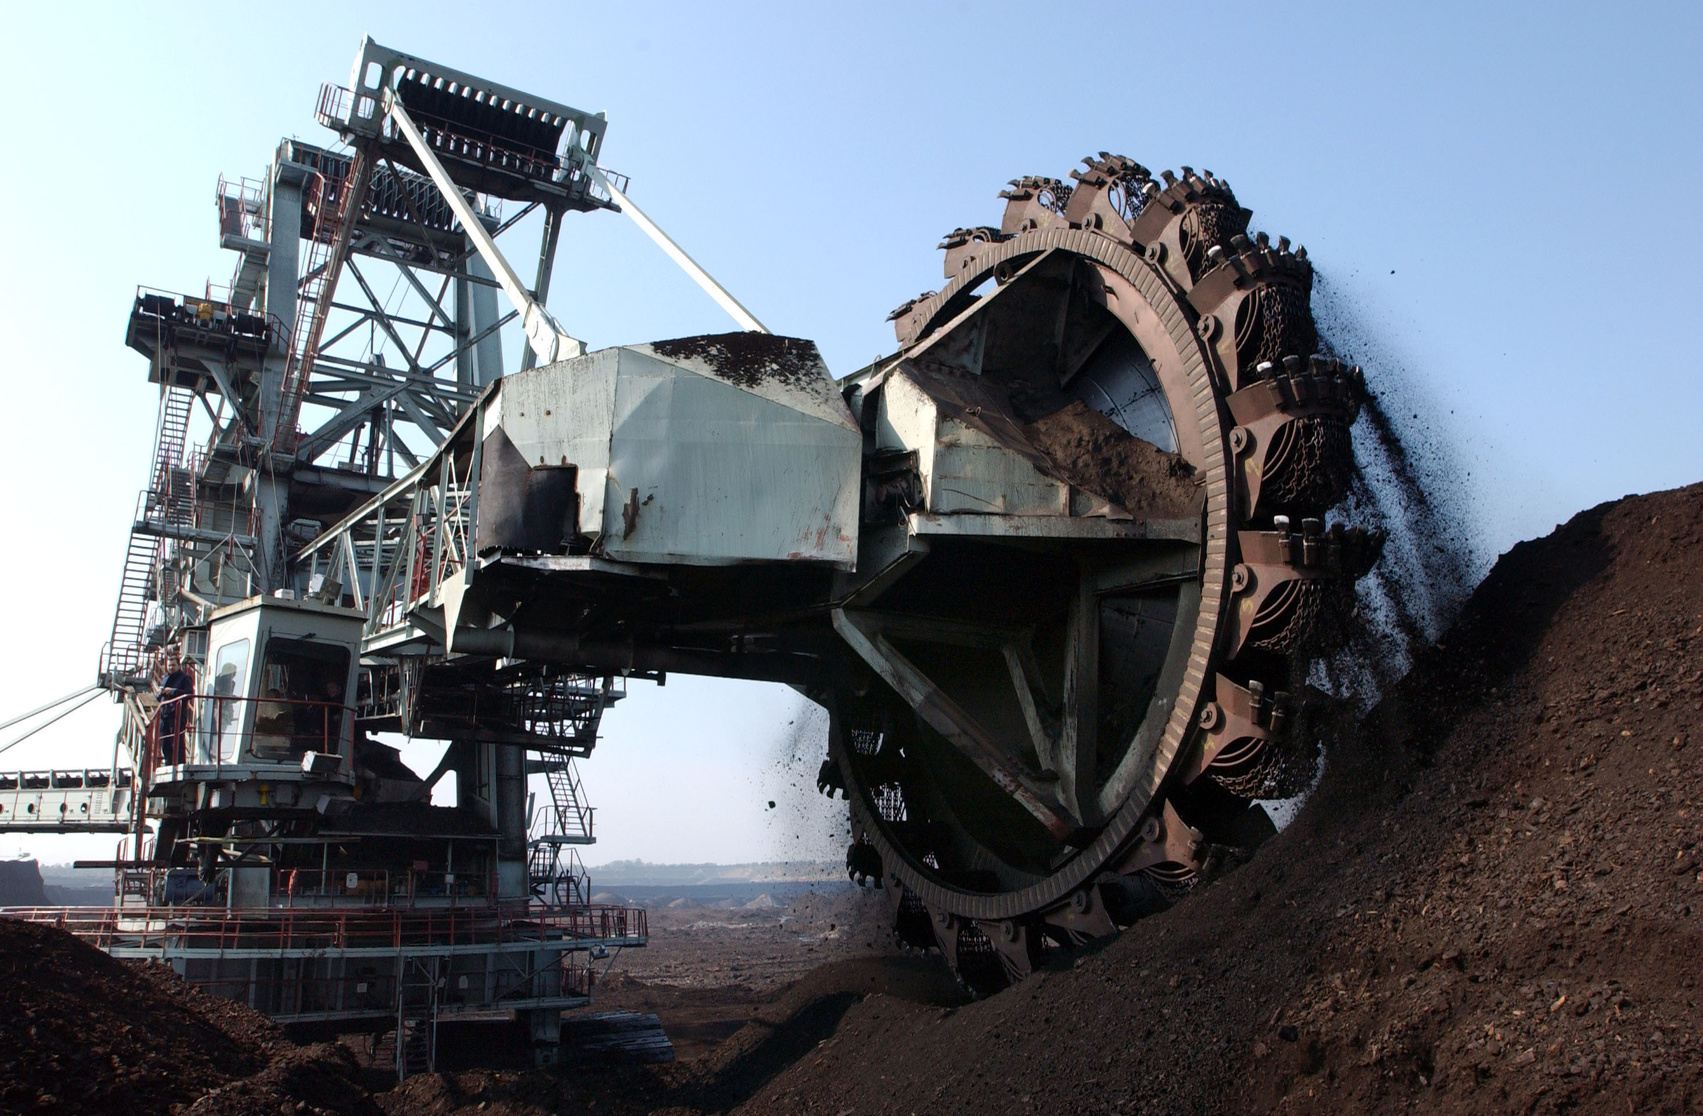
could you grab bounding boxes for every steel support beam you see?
[588,167,769,334]
[385,95,583,366]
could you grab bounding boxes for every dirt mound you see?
[718,482,1703,1115]
[0,916,277,1114]
[184,1043,380,1116]
[0,916,376,1115]
[387,956,968,1116]
[654,955,967,1114]
[580,971,768,1063]
[8,483,1698,1115]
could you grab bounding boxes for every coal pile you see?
[0,916,271,1114]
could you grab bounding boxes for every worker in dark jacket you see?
[156,651,195,765]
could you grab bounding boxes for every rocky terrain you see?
[2,482,1698,1114]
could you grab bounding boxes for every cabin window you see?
[209,639,250,761]
[250,638,351,760]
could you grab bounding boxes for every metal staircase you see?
[275,148,369,453]
[527,755,595,907]
[392,955,439,1080]
[103,388,195,681]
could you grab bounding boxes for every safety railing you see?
[136,692,346,776]
[587,165,628,205]
[129,285,287,356]
[315,82,353,130]
[113,864,497,909]
[279,866,495,906]
[174,946,591,1018]
[0,902,647,953]
[216,173,268,241]
[139,458,257,541]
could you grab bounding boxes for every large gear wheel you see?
[828,156,1380,994]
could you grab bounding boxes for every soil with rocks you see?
[594,883,891,996]
[3,482,1698,1115]
[376,956,966,1116]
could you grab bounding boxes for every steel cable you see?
[0,689,106,758]
[0,685,101,734]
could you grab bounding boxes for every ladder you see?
[275,149,369,453]
[542,758,595,843]
[104,388,195,681]
[150,389,195,493]
[391,955,439,1081]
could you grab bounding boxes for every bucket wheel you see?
[827,157,1380,994]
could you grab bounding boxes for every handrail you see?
[130,691,347,773]
[130,284,290,351]
[194,692,348,768]
[0,902,647,952]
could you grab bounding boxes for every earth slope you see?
[726,482,1703,1116]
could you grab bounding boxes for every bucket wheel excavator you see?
[6,36,1389,1059]
[308,147,1381,997]
[820,157,1380,993]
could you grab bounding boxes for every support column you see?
[253,476,288,593]
[469,255,505,385]
[526,1004,562,1066]
[495,743,527,900]
[518,208,562,373]
[254,156,312,592]
[453,741,493,825]
[261,159,310,446]
[453,261,474,386]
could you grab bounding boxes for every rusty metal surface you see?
[402,149,1381,993]
[821,154,1380,993]
[490,335,860,568]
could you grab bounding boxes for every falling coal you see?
[1311,269,1486,710]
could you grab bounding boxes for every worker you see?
[295,676,345,750]
[156,650,194,765]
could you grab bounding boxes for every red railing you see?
[0,902,646,952]
[150,692,348,769]
[116,863,498,909]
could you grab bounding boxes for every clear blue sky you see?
[0,2,1697,865]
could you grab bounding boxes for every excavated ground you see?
[715,481,1703,1116]
[2,482,1698,1115]
[0,917,377,1116]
